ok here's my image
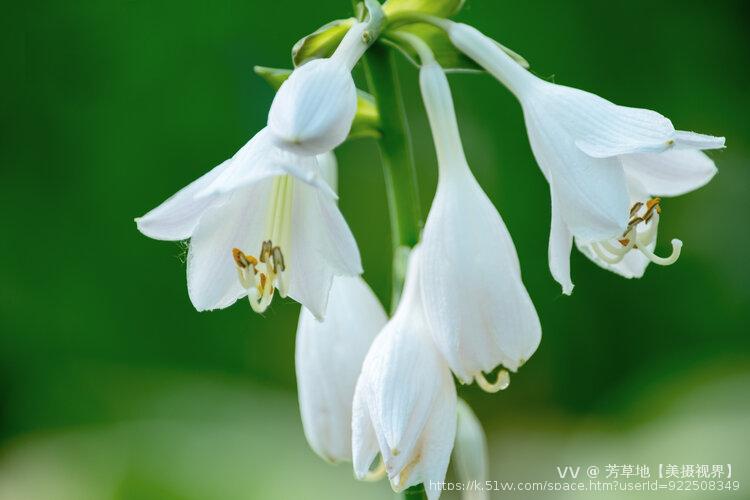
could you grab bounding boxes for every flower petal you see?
[420,174,541,381]
[186,181,272,311]
[620,148,718,197]
[316,151,338,195]
[398,381,456,499]
[532,84,677,159]
[135,159,231,241]
[548,185,574,295]
[296,276,386,463]
[197,128,336,200]
[286,180,362,319]
[525,105,630,243]
[352,378,380,479]
[673,131,725,150]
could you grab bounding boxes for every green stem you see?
[361,43,423,311]
[402,484,429,499]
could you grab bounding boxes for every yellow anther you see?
[232,240,287,313]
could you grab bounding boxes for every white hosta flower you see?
[444,22,724,294]
[352,249,457,498]
[135,129,361,318]
[268,22,371,155]
[418,59,541,387]
[453,400,489,500]
[296,275,387,463]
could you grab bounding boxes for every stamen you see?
[231,241,287,313]
[475,369,510,393]
[629,201,643,217]
[592,241,627,264]
[601,232,636,257]
[230,175,295,313]
[590,198,682,268]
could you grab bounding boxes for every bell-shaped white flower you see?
[135,128,361,318]
[417,58,541,386]
[296,275,387,463]
[268,22,371,155]
[352,249,457,498]
[453,399,489,500]
[443,22,724,294]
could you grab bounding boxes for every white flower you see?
[296,275,387,463]
[417,59,541,387]
[268,22,370,155]
[352,249,456,498]
[135,129,361,318]
[444,22,724,294]
[453,400,489,500]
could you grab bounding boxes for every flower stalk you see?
[361,43,423,311]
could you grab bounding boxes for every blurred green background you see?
[3,1,749,498]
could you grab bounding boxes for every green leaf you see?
[382,0,465,18]
[291,18,355,67]
[385,23,483,73]
[253,66,380,140]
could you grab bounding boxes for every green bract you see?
[382,0,465,18]
[254,66,380,140]
[292,18,356,67]
[384,24,482,73]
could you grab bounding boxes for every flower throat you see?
[232,175,294,312]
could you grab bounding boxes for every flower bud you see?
[267,58,357,155]
[296,276,387,463]
[453,400,489,500]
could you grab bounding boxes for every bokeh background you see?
[3,1,749,498]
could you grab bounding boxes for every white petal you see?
[621,148,718,197]
[186,181,272,311]
[135,159,231,241]
[452,400,489,500]
[267,58,357,155]
[286,180,362,319]
[296,276,386,463]
[399,381,456,499]
[316,151,338,195]
[420,173,541,381]
[532,84,676,159]
[548,186,574,295]
[673,130,725,150]
[525,106,630,243]
[197,128,336,200]
[352,376,380,479]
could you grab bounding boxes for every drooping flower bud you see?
[453,400,490,500]
[352,248,457,498]
[267,57,357,155]
[296,276,387,463]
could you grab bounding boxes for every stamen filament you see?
[591,241,627,264]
